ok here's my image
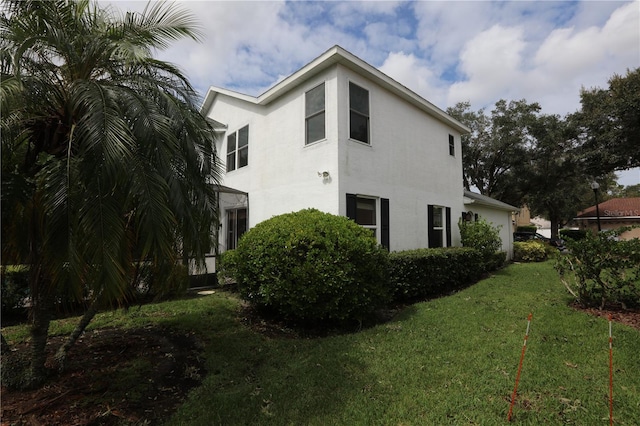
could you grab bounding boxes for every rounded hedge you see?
[228,209,390,322]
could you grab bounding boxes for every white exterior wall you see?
[336,65,465,251]
[468,205,515,259]
[209,66,342,230]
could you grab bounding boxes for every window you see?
[349,82,369,144]
[356,197,377,236]
[226,208,247,250]
[449,134,455,156]
[346,194,390,249]
[428,205,452,248]
[226,125,249,172]
[305,83,325,144]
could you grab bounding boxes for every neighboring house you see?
[200,45,516,267]
[574,197,640,240]
[463,191,519,259]
[513,204,533,230]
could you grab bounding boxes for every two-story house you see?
[201,45,476,261]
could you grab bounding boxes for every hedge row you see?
[388,247,485,302]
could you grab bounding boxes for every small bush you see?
[216,249,239,287]
[513,241,547,262]
[516,225,537,233]
[459,218,503,271]
[389,247,483,302]
[1,266,30,319]
[559,229,587,241]
[488,251,508,270]
[556,228,640,308]
[229,209,390,323]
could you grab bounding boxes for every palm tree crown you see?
[1,0,220,386]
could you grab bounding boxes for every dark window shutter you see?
[427,204,436,247]
[381,198,389,250]
[346,193,357,221]
[446,207,452,247]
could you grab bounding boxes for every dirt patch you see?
[1,326,206,425]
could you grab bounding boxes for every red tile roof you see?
[576,197,640,218]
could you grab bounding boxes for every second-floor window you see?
[226,125,249,172]
[449,134,455,156]
[305,83,325,144]
[349,82,369,144]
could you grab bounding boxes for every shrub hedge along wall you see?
[388,247,484,302]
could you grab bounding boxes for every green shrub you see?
[216,249,239,287]
[513,241,547,262]
[389,247,483,302]
[488,251,508,270]
[555,229,640,308]
[230,209,390,323]
[459,218,503,271]
[559,229,588,241]
[516,225,537,233]
[1,266,30,319]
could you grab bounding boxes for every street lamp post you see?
[590,181,602,232]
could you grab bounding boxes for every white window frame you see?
[226,125,249,172]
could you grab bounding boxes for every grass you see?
[3,261,639,425]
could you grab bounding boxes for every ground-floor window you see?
[346,194,390,249]
[226,208,247,250]
[428,204,451,248]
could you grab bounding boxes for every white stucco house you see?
[200,45,516,269]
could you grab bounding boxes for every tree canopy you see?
[1,0,220,387]
[447,99,541,206]
[570,68,640,176]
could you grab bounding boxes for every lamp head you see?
[590,181,600,190]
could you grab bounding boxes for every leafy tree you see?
[447,99,540,206]
[571,68,640,176]
[520,114,590,238]
[1,0,220,388]
[618,183,640,198]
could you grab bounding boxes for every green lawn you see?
[4,261,640,425]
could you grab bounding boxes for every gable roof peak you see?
[202,45,470,133]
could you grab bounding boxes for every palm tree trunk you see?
[55,290,102,372]
[28,273,54,388]
[1,332,9,351]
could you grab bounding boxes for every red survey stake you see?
[507,312,533,422]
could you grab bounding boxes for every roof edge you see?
[200,45,471,134]
[463,190,519,212]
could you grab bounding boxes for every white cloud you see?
[379,52,447,108]
[101,0,639,117]
[447,25,526,108]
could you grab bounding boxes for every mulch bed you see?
[1,326,206,425]
[571,302,640,331]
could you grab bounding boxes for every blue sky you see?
[104,1,640,186]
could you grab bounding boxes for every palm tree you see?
[1,0,220,388]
